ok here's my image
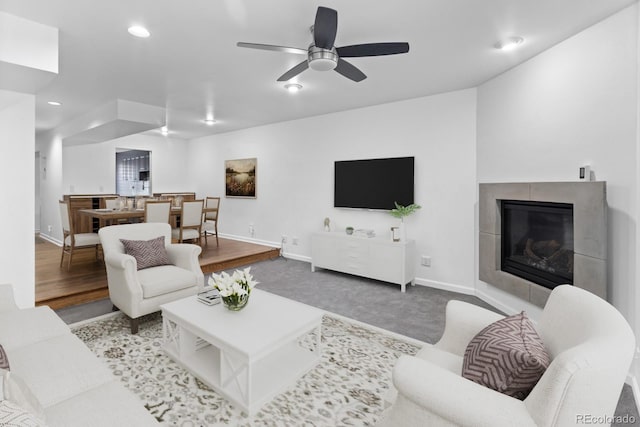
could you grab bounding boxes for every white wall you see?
[34,151,40,231]
[188,89,478,292]
[37,133,191,243]
[62,133,189,195]
[476,3,638,362]
[36,129,63,243]
[0,91,35,307]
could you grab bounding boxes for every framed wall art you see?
[225,158,257,198]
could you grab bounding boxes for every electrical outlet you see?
[281,235,288,244]
[292,236,299,245]
[421,255,431,267]
[47,225,52,233]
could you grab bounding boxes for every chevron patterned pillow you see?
[120,236,172,270]
[462,311,550,400]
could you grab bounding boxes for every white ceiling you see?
[0,0,636,140]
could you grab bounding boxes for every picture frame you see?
[225,158,257,198]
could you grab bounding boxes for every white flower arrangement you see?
[208,267,258,309]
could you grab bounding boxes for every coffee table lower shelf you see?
[162,317,321,416]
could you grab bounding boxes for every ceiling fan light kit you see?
[308,46,338,71]
[237,6,409,83]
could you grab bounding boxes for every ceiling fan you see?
[237,6,410,83]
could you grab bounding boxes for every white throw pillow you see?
[0,369,45,423]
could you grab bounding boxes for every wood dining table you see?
[79,206,217,227]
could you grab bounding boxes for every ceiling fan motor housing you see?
[308,45,338,71]
[237,7,408,82]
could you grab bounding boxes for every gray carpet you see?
[56,257,639,425]
[246,258,500,344]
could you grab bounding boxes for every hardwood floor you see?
[35,235,280,310]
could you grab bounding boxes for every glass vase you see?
[222,294,249,311]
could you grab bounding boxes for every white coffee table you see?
[160,289,324,416]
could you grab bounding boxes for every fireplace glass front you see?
[501,200,574,290]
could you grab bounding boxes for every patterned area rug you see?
[72,312,421,426]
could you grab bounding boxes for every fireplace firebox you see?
[501,200,574,290]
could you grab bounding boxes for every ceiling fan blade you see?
[337,42,410,57]
[237,42,307,55]
[314,7,338,49]
[277,60,309,81]
[334,58,366,82]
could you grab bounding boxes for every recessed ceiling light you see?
[204,118,216,125]
[128,25,150,38]
[494,36,524,51]
[160,126,169,136]
[47,101,62,106]
[284,83,302,93]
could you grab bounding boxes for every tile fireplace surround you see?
[479,182,607,307]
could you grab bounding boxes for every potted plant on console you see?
[390,202,421,242]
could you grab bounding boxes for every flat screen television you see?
[334,156,414,210]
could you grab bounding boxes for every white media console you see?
[311,232,416,292]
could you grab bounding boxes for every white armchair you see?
[99,223,204,333]
[377,285,636,427]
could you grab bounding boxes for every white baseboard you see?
[218,233,280,248]
[281,252,311,263]
[474,288,522,316]
[414,277,475,295]
[38,233,62,246]
[413,279,517,316]
[219,234,312,263]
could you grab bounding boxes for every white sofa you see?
[0,284,158,426]
[377,285,636,427]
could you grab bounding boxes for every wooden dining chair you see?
[104,197,131,225]
[59,200,102,271]
[105,198,119,210]
[202,197,220,246]
[171,200,204,246]
[144,201,171,224]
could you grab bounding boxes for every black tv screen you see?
[334,157,414,210]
